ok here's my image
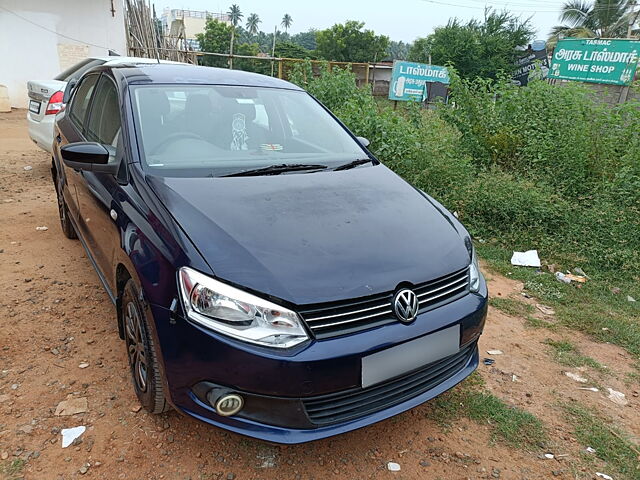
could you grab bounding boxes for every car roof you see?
[108,63,303,90]
[90,56,185,65]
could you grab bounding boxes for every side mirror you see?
[63,78,78,104]
[61,142,118,174]
[356,136,370,148]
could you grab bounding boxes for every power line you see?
[419,0,563,13]
[420,0,635,15]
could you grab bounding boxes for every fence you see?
[125,44,394,93]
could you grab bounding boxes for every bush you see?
[289,65,640,273]
[289,62,418,162]
[441,73,640,272]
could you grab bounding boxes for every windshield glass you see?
[130,85,366,176]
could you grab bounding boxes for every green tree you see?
[549,0,637,44]
[227,5,244,69]
[275,41,315,59]
[235,42,270,74]
[408,37,431,63]
[410,9,533,80]
[316,21,389,62]
[196,19,233,68]
[228,4,243,27]
[385,40,410,60]
[291,29,318,50]
[281,13,293,32]
[246,13,261,35]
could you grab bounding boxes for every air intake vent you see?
[303,342,477,425]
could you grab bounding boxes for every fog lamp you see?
[213,393,244,416]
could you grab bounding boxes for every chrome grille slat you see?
[299,267,470,339]
[416,276,468,298]
[415,267,469,288]
[305,302,390,322]
[307,309,394,329]
[419,282,468,305]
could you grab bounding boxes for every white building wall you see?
[0,0,126,108]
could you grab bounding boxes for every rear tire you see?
[122,279,169,414]
[55,174,77,239]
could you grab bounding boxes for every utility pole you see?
[628,0,639,38]
[229,26,235,69]
[271,25,277,77]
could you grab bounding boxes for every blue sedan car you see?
[51,63,487,444]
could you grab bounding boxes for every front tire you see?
[122,279,169,414]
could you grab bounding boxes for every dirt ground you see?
[1,110,638,480]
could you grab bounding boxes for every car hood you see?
[146,165,470,305]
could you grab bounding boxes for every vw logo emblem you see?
[393,288,419,323]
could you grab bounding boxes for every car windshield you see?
[130,85,367,176]
[55,58,106,82]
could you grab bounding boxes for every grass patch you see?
[563,403,640,480]
[478,244,640,358]
[545,339,606,371]
[1,459,25,480]
[525,315,556,329]
[427,373,546,450]
[624,363,640,387]
[489,297,534,317]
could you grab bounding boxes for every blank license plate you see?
[361,325,460,388]
[29,100,41,114]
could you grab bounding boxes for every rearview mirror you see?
[356,136,370,148]
[61,142,118,174]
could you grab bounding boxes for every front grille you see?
[303,342,476,426]
[298,267,470,339]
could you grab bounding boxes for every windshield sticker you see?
[230,113,249,151]
[260,143,283,152]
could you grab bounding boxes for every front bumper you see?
[150,280,488,444]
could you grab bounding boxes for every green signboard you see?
[549,38,639,86]
[389,61,450,102]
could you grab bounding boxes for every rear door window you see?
[69,74,99,130]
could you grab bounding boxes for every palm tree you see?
[227,4,243,69]
[550,0,636,44]
[228,4,243,27]
[281,14,293,32]
[246,13,261,35]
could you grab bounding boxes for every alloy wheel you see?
[124,301,148,392]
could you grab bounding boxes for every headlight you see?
[469,246,481,293]
[178,267,309,348]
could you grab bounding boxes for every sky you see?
[160,0,566,43]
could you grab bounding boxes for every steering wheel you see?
[150,132,206,155]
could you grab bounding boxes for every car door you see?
[56,73,100,222]
[75,73,125,293]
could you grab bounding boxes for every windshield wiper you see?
[222,163,328,177]
[333,158,374,171]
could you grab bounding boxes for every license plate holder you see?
[29,100,41,114]
[361,325,460,388]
